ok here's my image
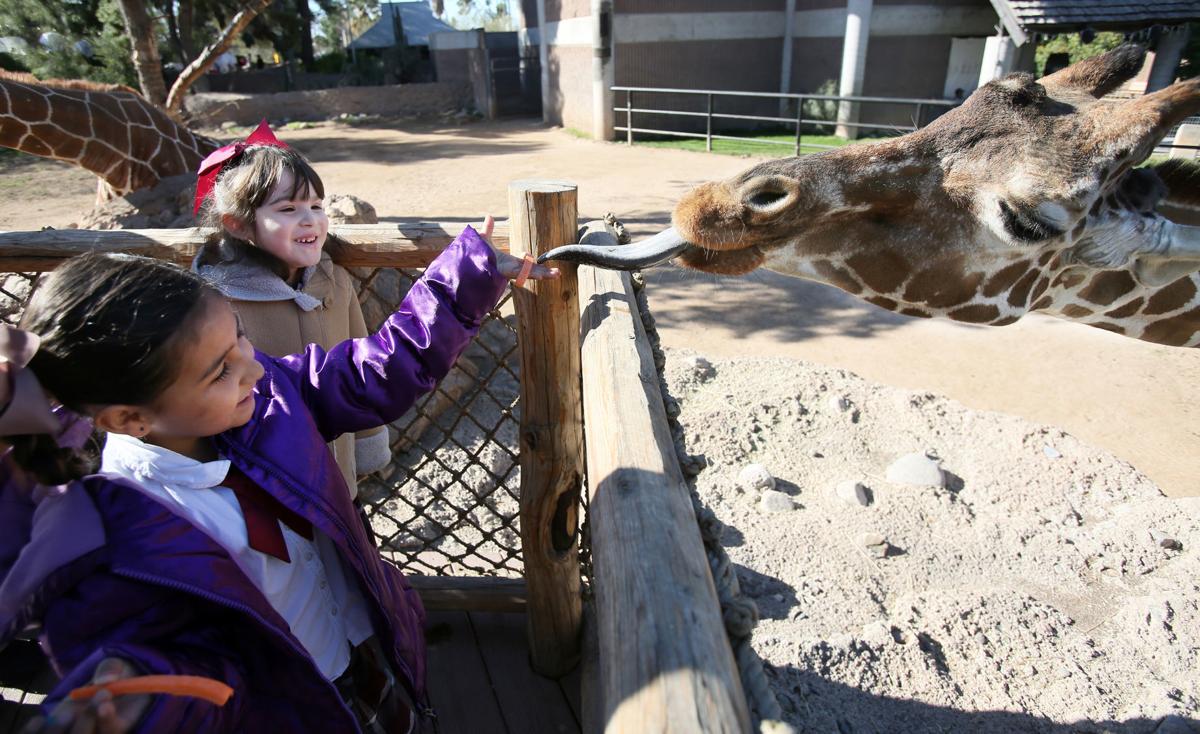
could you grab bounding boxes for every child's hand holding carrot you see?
[23,658,150,734]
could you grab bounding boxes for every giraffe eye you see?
[998,200,1064,243]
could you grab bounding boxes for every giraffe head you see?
[547,45,1200,345]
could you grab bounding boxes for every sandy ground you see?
[5,118,1196,500]
[665,350,1198,732]
[2,117,1198,731]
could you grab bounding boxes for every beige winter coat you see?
[197,252,390,498]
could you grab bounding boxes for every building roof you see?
[347,1,457,49]
[989,0,1200,45]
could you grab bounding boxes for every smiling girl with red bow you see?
[191,120,391,512]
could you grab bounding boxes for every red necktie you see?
[222,463,314,562]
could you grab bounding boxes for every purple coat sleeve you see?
[271,226,507,441]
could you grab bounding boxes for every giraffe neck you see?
[0,73,214,196]
[764,239,1200,347]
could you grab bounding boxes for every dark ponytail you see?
[8,253,216,484]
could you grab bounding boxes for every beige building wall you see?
[542,0,596,131]
[536,0,998,139]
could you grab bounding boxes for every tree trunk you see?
[296,0,315,72]
[116,0,169,105]
[178,0,197,61]
[165,0,274,113]
[158,0,185,64]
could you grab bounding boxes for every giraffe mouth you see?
[537,227,693,270]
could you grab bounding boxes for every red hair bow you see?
[193,119,289,214]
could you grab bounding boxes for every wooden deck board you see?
[469,611,580,734]
[425,610,507,734]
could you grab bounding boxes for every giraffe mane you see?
[0,70,141,97]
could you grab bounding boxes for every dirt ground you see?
[4,117,1196,500]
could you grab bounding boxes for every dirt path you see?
[3,118,1197,498]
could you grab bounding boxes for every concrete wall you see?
[542,0,594,131]
[606,1,992,138]
[187,82,471,126]
[533,0,998,139]
[431,30,495,117]
[196,68,353,94]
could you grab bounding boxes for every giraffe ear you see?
[1039,44,1146,97]
[1088,77,1200,167]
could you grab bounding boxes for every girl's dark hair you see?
[9,253,217,484]
[196,144,345,280]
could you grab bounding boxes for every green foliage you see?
[450,0,512,31]
[1034,31,1124,77]
[0,0,135,85]
[802,79,839,134]
[315,0,379,55]
[0,51,28,72]
[312,49,346,73]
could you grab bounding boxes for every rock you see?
[859,532,890,558]
[79,173,197,230]
[325,193,378,224]
[1150,529,1183,551]
[860,620,894,647]
[885,453,945,487]
[1043,444,1062,459]
[760,489,794,513]
[835,480,870,507]
[739,463,775,492]
[682,355,716,382]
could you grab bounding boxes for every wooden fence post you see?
[509,180,584,677]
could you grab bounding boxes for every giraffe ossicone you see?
[548,45,1200,348]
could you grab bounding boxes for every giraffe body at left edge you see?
[0,71,215,200]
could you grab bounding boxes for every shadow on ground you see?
[642,265,965,343]
[290,129,547,166]
[763,665,1197,734]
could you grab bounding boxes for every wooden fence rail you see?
[578,263,750,733]
[0,222,511,271]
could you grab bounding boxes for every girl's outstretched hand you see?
[477,216,560,284]
[23,658,150,734]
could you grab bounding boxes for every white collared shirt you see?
[100,433,373,680]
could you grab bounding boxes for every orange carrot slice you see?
[69,675,233,706]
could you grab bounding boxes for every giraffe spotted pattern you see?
[0,72,215,197]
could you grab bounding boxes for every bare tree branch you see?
[165,0,273,113]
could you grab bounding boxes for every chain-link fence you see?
[349,266,528,579]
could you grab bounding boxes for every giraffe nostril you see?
[747,189,790,209]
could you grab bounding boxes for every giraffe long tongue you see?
[536,227,690,270]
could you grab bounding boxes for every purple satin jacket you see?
[0,228,507,732]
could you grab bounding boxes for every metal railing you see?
[613,85,958,155]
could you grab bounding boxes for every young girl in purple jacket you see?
[0,227,556,732]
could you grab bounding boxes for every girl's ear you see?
[93,405,154,437]
[221,213,254,242]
